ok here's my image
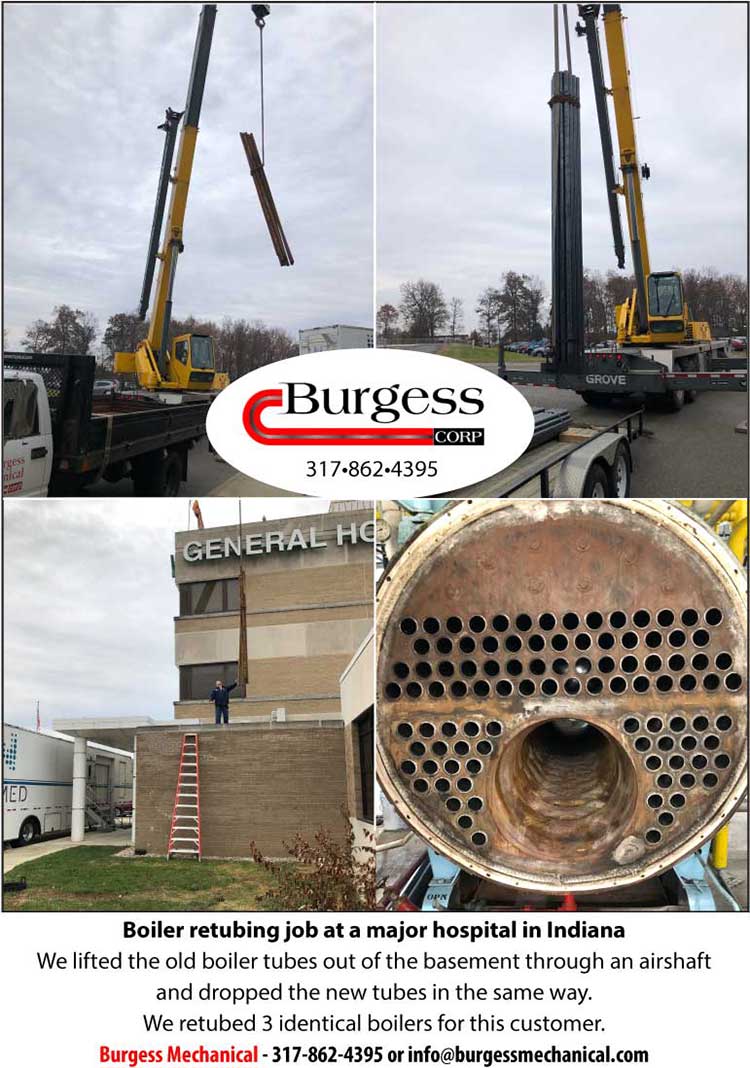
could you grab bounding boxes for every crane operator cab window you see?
[174,339,189,365]
[647,273,684,329]
[189,335,214,370]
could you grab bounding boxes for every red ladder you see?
[167,733,202,860]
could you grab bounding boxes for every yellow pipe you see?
[710,824,729,870]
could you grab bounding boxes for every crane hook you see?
[252,3,270,29]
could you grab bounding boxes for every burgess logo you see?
[207,348,534,495]
[242,383,485,446]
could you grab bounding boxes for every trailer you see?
[3,723,133,846]
[453,405,641,497]
[298,325,374,353]
[3,352,211,496]
[502,342,747,412]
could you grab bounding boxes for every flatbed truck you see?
[3,352,210,496]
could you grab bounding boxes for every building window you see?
[179,578,240,616]
[354,705,374,822]
[179,661,239,700]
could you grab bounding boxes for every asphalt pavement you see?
[494,362,748,497]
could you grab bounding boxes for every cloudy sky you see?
[3,3,373,350]
[376,2,747,330]
[3,497,333,732]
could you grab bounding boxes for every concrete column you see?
[71,736,88,843]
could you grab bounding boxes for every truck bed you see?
[4,352,210,476]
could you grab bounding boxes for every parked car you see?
[730,338,746,351]
[92,378,118,396]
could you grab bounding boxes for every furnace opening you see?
[494,719,638,867]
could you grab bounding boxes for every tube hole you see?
[656,609,675,627]
[436,637,453,654]
[446,616,463,634]
[492,614,510,632]
[552,634,570,651]
[424,617,440,634]
[469,615,486,633]
[400,618,417,635]
[539,612,556,631]
[585,611,603,629]
[459,636,476,654]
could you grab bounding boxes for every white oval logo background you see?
[207,348,535,496]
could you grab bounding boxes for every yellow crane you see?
[115,4,228,393]
[578,4,712,347]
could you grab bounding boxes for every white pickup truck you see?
[3,369,54,496]
[3,353,211,497]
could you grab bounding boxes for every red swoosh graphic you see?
[242,389,434,446]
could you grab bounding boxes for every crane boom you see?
[575,5,625,270]
[576,3,711,346]
[147,3,217,373]
[115,3,227,393]
[601,3,650,334]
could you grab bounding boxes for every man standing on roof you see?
[210,679,237,725]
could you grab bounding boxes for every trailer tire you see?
[609,442,632,497]
[15,817,41,847]
[664,389,685,412]
[582,462,610,498]
[685,389,698,403]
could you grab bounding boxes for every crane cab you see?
[169,334,228,391]
[114,333,229,393]
[615,271,712,346]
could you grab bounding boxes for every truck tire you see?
[609,442,632,497]
[15,817,41,847]
[664,389,685,412]
[579,391,613,408]
[685,389,698,403]
[582,462,609,498]
[132,449,183,496]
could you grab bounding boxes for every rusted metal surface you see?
[240,131,294,266]
[376,500,747,894]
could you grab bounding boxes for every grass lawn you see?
[437,343,541,364]
[3,846,282,912]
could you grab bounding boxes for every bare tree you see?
[399,279,449,339]
[475,287,499,345]
[377,303,399,340]
[103,312,146,364]
[448,297,464,338]
[22,305,98,355]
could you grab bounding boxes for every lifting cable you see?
[254,4,266,163]
[241,4,294,266]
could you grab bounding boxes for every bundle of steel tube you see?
[240,130,294,266]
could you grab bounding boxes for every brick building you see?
[56,504,376,860]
